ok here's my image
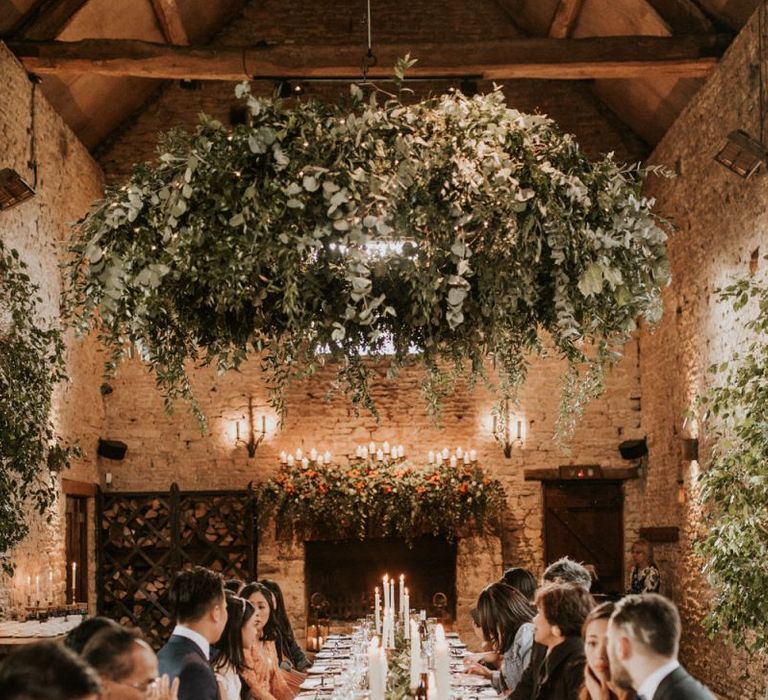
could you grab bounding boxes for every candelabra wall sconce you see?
[235,396,266,458]
[492,400,526,458]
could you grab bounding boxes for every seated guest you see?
[241,582,293,700]
[544,557,593,591]
[464,583,536,693]
[225,578,246,595]
[512,556,595,697]
[0,641,101,700]
[157,566,228,700]
[212,595,258,700]
[83,625,178,700]
[579,602,635,700]
[607,594,714,700]
[512,582,594,700]
[628,539,661,594]
[501,567,538,601]
[259,579,311,672]
[64,616,122,655]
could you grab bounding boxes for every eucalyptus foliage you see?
[0,242,78,574]
[66,76,670,435]
[697,267,768,652]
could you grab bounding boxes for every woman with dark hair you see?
[64,617,122,655]
[240,583,292,700]
[212,594,258,700]
[501,567,538,602]
[259,579,310,672]
[529,582,594,700]
[464,582,536,693]
[579,603,635,700]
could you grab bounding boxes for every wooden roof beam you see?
[8,34,731,81]
[549,0,585,38]
[149,0,189,45]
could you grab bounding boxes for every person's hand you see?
[584,665,613,700]
[147,675,179,700]
[463,661,492,679]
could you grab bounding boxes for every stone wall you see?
[0,43,105,614]
[639,3,768,697]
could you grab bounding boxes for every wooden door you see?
[543,481,624,595]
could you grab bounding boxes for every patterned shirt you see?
[630,564,661,594]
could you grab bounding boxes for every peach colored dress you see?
[242,639,294,700]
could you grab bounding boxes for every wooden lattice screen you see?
[97,483,258,648]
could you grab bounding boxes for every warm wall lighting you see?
[0,168,35,211]
[714,130,767,179]
[492,400,526,458]
[235,396,267,458]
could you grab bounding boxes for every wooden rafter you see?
[8,35,731,81]
[149,0,189,45]
[8,0,90,40]
[549,0,585,38]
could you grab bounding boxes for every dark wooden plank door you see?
[543,481,624,595]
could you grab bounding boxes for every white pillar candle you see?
[316,454,324,465]
[409,619,420,689]
[369,441,376,454]
[375,587,382,634]
[390,580,396,622]
[436,454,443,466]
[376,449,384,462]
[286,454,295,466]
[427,450,435,464]
[464,453,470,464]
[398,445,405,458]
[469,449,477,462]
[310,447,318,461]
[441,447,449,460]
[279,450,287,464]
[434,624,451,700]
[449,455,457,468]
[369,638,382,699]
[399,574,405,617]
[295,447,303,460]
[404,590,410,637]
[324,450,332,463]
[301,457,309,469]
[383,441,390,454]
[456,447,464,458]
[383,575,389,611]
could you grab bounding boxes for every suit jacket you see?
[511,636,585,700]
[653,667,716,700]
[157,635,219,700]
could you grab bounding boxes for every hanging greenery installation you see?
[66,68,670,437]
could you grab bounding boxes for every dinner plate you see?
[453,673,492,687]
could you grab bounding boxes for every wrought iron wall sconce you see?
[235,396,266,458]
[492,400,526,458]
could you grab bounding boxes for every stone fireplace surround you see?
[257,530,503,646]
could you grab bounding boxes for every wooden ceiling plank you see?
[549,0,586,38]
[8,0,90,40]
[642,0,716,33]
[8,35,731,81]
[149,0,189,45]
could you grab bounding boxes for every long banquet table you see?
[296,632,499,699]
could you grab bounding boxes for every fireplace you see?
[305,536,457,623]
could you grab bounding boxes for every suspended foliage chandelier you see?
[66,68,670,440]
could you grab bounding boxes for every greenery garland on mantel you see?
[66,64,670,440]
[255,459,506,543]
[696,266,768,652]
[0,242,79,574]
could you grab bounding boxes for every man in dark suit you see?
[157,566,228,700]
[607,593,715,700]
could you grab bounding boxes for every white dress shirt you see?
[171,624,211,660]
[636,659,680,700]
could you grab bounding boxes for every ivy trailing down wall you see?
[697,265,768,652]
[0,242,79,574]
[66,66,670,440]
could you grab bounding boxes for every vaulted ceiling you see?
[0,0,761,157]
